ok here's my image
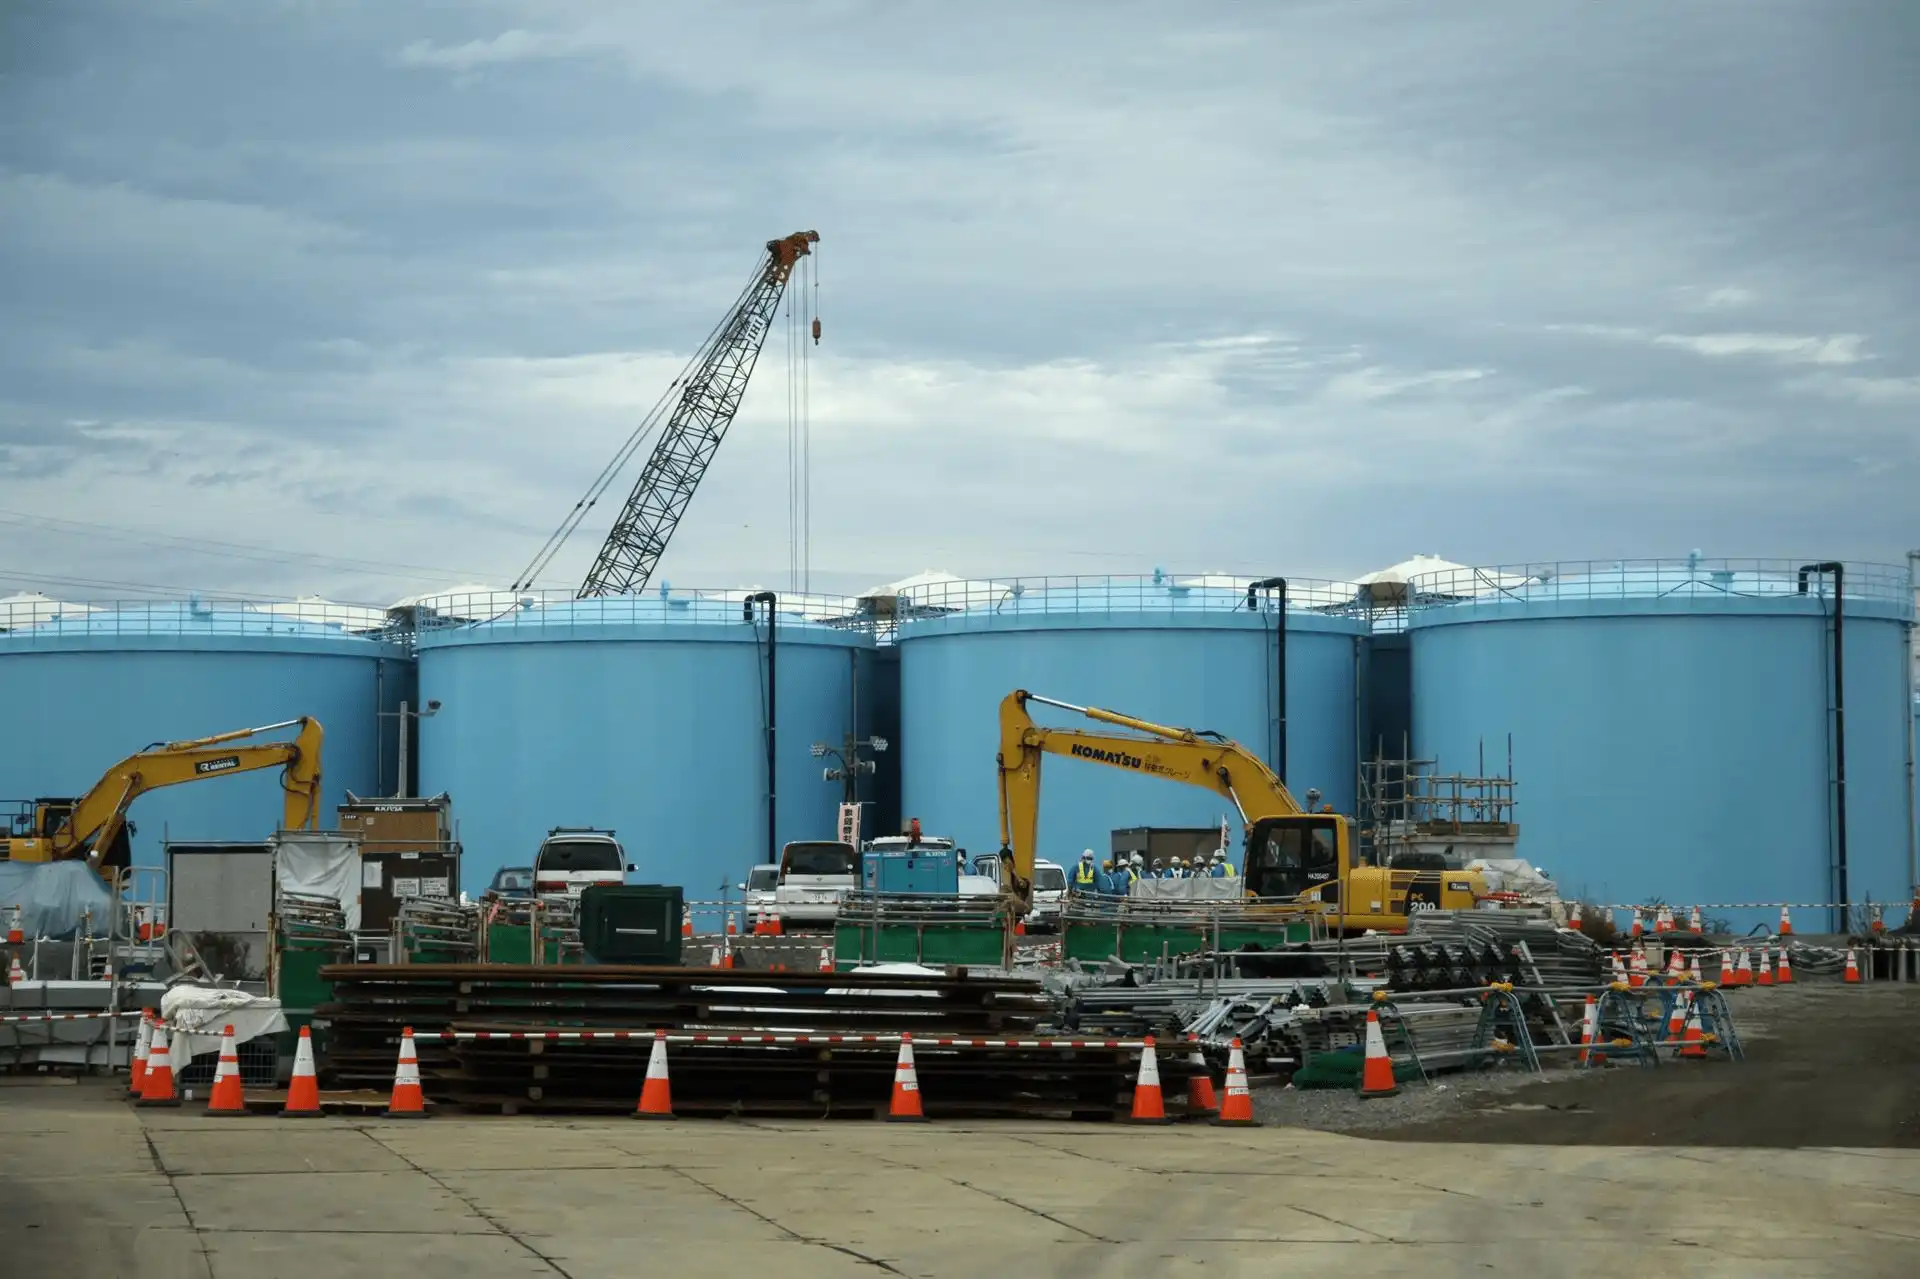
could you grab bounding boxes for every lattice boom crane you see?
[575,230,819,599]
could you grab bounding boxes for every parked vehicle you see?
[1026,859,1067,932]
[771,840,861,928]
[487,866,535,899]
[739,863,779,928]
[532,828,633,897]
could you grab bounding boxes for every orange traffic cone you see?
[282,1026,322,1117]
[726,914,738,936]
[1843,948,1862,983]
[1568,901,1582,926]
[1610,951,1627,984]
[1630,907,1645,938]
[1687,905,1703,933]
[1655,904,1672,934]
[1755,948,1774,987]
[6,955,24,986]
[1358,1010,1399,1098]
[1628,946,1647,988]
[720,945,736,970]
[1870,905,1885,936]
[1184,1036,1218,1114]
[1127,1035,1171,1124]
[1666,947,1686,980]
[1775,946,1794,985]
[137,1021,180,1107]
[817,945,834,973]
[206,1025,247,1116]
[681,909,693,938]
[128,1011,152,1098]
[1777,905,1793,937]
[1688,952,1703,984]
[1664,989,1689,1043]
[632,1029,675,1120]
[1679,996,1708,1060]
[1211,1038,1259,1127]
[1718,948,1735,983]
[5,905,21,945]
[1576,994,1600,1065]
[383,1027,428,1118]
[887,1033,928,1123]
[1730,949,1752,986]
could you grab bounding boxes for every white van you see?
[771,840,862,928]
[532,828,633,897]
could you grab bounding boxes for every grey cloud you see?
[0,0,1915,604]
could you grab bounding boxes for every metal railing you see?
[8,559,1905,649]
[884,573,1367,621]
[1406,558,1914,618]
[0,595,401,640]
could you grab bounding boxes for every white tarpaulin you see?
[160,985,288,1064]
[1466,859,1558,900]
[1129,877,1245,902]
[272,831,361,930]
[0,861,116,938]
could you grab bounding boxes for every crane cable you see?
[510,250,771,592]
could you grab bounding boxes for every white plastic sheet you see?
[160,984,288,1063]
[1466,858,1558,899]
[272,831,362,930]
[0,861,116,939]
[1128,877,1244,902]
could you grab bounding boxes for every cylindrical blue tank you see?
[0,599,406,865]
[415,591,873,894]
[895,575,1367,862]
[1408,557,1915,930]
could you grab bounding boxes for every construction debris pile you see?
[1054,911,1604,1076]
[316,963,1200,1119]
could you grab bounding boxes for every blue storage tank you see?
[415,590,873,894]
[895,574,1367,863]
[1408,557,1915,931]
[0,598,406,865]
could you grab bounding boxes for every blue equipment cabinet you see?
[862,847,960,895]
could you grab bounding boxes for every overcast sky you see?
[2,1,1916,604]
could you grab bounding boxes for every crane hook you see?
[811,317,821,345]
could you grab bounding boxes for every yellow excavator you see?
[994,690,1485,933]
[1,717,325,874]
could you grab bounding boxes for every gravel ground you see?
[1349,977,1920,1148]
[1252,1061,1577,1132]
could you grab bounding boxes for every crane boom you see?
[578,230,819,598]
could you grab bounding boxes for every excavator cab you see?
[1242,815,1349,903]
[1,799,134,870]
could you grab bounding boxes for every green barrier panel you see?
[274,946,340,1013]
[834,920,1008,969]
[484,923,569,965]
[1062,919,1312,964]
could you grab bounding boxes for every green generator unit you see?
[578,884,685,965]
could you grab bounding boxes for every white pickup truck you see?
[963,854,1067,931]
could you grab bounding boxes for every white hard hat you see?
[1081,849,1094,859]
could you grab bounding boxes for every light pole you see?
[810,734,888,806]
[379,699,441,799]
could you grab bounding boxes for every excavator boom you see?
[995,689,1306,903]
[2,717,325,869]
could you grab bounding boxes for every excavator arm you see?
[45,717,325,866]
[993,688,1491,932]
[994,689,1310,904]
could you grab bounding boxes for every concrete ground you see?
[4,1080,1917,1278]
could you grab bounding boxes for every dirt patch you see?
[1328,980,1920,1148]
